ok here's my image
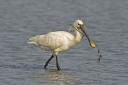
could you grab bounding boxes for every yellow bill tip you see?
[90,42,96,48]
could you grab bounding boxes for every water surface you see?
[0,0,128,85]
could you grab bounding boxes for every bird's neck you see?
[74,29,83,43]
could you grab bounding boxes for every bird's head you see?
[73,19,96,48]
[73,19,84,28]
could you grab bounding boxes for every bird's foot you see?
[57,65,61,71]
[44,64,48,69]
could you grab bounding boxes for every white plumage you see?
[28,19,97,70]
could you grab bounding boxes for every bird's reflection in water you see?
[34,69,79,85]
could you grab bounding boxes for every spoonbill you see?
[28,19,102,70]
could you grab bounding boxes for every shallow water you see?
[0,0,128,85]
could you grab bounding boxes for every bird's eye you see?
[78,23,81,26]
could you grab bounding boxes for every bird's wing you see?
[28,31,75,51]
[38,31,74,49]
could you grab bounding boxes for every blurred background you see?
[0,0,128,85]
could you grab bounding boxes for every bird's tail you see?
[27,35,40,45]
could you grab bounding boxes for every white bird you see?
[28,19,98,70]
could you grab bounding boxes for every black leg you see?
[55,55,61,70]
[44,54,54,69]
